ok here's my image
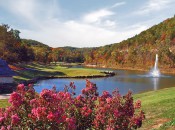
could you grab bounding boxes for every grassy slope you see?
[13,63,105,82]
[134,87,175,130]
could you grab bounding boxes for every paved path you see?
[0,94,11,99]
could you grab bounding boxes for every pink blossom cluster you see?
[0,80,144,129]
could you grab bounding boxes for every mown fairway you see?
[13,63,105,82]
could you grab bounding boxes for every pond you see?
[34,68,175,95]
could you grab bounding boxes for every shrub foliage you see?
[0,80,144,130]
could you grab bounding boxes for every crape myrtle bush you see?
[0,80,145,130]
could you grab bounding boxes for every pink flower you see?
[70,82,74,86]
[106,97,112,103]
[76,95,82,101]
[30,99,38,107]
[5,107,13,116]
[0,126,5,130]
[8,92,23,107]
[81,88,86,94]
[4,112,8,119]
[0,117,5,124]
[114,110,119,118]
[17,84,25,91]
[11,114,20,125]
[103,91,109,95]
[47,111,61,122]
[40,89,52,101]
[72,85,76,90]
[64,92,71,100]
[106,126,114,130]
[135,100,141,109]
[66,117,76,129]
[7,126,11,130]
[82,106,87,111]
[61,115,67,121]
[81,107,92,117]
[102,91,112,98]
[28,84,33,87]
[87,109,92,114]
[31,107,47,120]
[70,82,76,89]
[47,112,54,121]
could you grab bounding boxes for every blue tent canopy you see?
[0,59,17,77]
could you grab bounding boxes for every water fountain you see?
[149,54,160,77]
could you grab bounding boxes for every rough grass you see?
[134,87,175,130]
[13,63,105,82]
[0,99,9,108]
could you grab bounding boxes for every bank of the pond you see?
[13,63,115,85]
[117,66,175,75]
[134,87,175,130]
[85,64,175,75]
[1,87,175,130]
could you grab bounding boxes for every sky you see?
[0,0,175,48]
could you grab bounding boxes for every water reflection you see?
[152,78,159,90]
[34,69,175,95]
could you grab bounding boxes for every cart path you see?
[0,94,10,99]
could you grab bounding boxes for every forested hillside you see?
[1,16,175,70]
[85,16,175,69]
[0,24,34,63]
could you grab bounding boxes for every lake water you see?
[34,68,175,95]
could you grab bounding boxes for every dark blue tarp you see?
[0,59,16,76]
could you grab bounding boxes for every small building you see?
[0,59,16,84]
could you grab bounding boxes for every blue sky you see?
[0,0,175,47]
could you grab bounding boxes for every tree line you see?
[0,24,86,64]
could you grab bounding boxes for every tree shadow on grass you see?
[22,63,57,70]
[14,69,66,82]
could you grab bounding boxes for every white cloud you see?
[0,0,36,22]
[0,0,160,47]
[82,1,126,26]
[20,20,117,47]
[110,2,126,8]
[136,0,173,15]
[104,20,116,27]
[20,18,147,47]
[1,0,122,47]
[0,0,60,29]
[83,9,114,24]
